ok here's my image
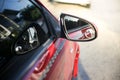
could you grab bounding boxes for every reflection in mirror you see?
[15,27,39,54]
[63,15,96,41]
[64,16,88,32]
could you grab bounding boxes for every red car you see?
[0,0,97,80]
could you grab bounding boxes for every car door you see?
[19,1,77,80]
[0,0,58,80]
[21,1,75,80]
[43,39,79,80]
[0,0,75,80]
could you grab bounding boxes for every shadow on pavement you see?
[77,60,90,80]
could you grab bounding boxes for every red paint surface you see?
[45,39,79,80]
[25,37,80,80]
[27,42,56,80]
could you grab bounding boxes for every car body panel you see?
[44,39,79,80]
[25,38,79,80]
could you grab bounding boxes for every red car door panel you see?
[45,38,78,80]
[26,41,57,80]
[26,38,78,80]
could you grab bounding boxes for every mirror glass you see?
[63,15,96,41]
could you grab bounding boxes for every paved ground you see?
[40,0,120,80]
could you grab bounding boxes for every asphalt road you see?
[40,0,120,80]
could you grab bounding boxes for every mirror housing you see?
[60,13,97,41]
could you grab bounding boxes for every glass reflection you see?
[64,16,96,40]
[0,0,42,40]
[64,16,88,33]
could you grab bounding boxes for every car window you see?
[0,0,50,54]
[0,0,49,35]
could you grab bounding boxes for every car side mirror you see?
[60,13,97,41]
